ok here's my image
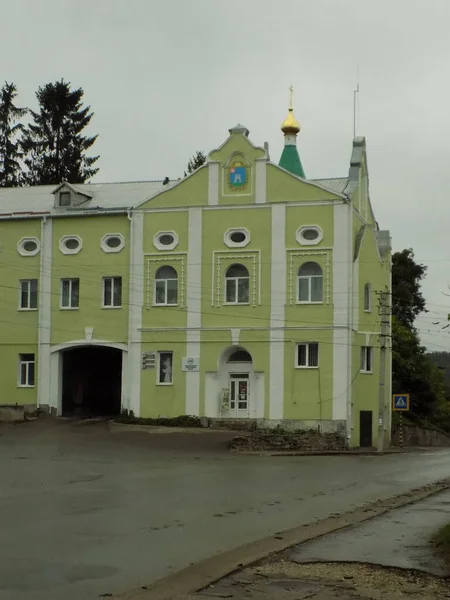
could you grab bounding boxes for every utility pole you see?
[377,290,388,452]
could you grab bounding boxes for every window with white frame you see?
[154,266,178,305]
[225,264,249,304]
[298,262,323,303]
[157,351,173,384]
[18,353,35,387]
[19,279,38,310]
[103,277,122,308]
[364,283,372,311]
[361,346,373,373]
[61,278,80,309]
[296,342,319,368]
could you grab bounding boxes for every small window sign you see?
[181,356,199,372]
[142,351,156,370]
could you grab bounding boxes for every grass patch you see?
[431,522,450,562]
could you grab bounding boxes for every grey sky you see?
[3,0,450,349]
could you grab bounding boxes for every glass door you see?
[229,373,249,417]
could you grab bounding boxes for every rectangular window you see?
[361,346,373,373]
[61,278,80,309]
[296,343,319,368]
[59,191,71,206]
[19,279,38,310]
[157,351,173,385]
[103,277,122,308]
[19,353,35,387]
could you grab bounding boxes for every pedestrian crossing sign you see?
[393,394,410,411]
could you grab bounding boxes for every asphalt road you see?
[1,421,450,600]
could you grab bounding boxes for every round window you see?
[106,236,121,248]
[159,234,175,246]
[302,228,319,241]
[65,238,80,250]
[23,240,38,252]
[230,231,247,244]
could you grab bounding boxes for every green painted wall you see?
[283,330,334,420]
[0,219,40,406]
[51,215,130,344]
[267,164,341,203]
[201,207,272,329]
[141,168,209,209]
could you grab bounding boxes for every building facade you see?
[0,106,391,447]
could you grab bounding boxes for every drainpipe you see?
[346,198,353,446]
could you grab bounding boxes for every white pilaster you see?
[269,204,286,420]
[185,208,202,415]
[255,158,267,204]
[208,162,219,205]
[127,210,144,416]
[37,217,52,410]
[333,202,352,435]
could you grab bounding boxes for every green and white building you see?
[0,102,392,447]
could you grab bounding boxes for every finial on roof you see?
[281,85,300,135]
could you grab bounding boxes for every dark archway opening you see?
[62,346,122,417]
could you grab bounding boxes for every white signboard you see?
[182,357,199,372]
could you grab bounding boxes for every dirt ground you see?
[197,561,450,599]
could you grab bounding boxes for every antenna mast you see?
[353,68,360,138]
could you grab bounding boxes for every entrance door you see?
[229,373,249,417]
[360,410,373,447]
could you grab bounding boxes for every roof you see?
[279,145,305,178]
[311,177,349,194]
[0,180,171,216]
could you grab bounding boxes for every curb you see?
[231,447,442,456]
[114,478,450,599]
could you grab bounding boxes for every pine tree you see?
[21,79,99,185]
[0,82,26,187]
[185,150,206,176]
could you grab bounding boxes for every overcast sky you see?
[3,0,450,350]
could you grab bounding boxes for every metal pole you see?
[400,413,403,448]
[377,291,388,452]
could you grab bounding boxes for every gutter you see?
[0,208,131,221]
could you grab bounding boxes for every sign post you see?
[392,394,410,448]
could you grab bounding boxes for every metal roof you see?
[0,180,170,216]
[310,178,349,194]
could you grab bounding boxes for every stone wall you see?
[229,429,347,452]
[392,424,450,447]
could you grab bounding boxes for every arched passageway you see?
[61,346,122,417]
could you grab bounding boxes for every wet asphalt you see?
[289,488,450,576]
[1,420,450,600]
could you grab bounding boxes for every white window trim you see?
[224,275,250,305]
[58,190,72,207]
[59,235,83,255]
[224,227,251,249]
[18,354,35,388]
[364,283,372,312]
[153,231,179,251]
[17,237,41,257]
[156,351,174,386]
[361,346,373,373]
[296,225,323,246]
[153,278,178,306]
[295,342,319,369]
[60,278,80,310]
[18,279,38,311]
[297,274,324,304]
[102,276,122,309]
[101,233,125,254]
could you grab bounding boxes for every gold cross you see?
[289,85,294,110]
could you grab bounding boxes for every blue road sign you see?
[393,394,410,411]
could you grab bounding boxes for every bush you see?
[114,414,202,428]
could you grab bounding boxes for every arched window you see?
[227,349,252,362]
[154,266,178,305]
[298,262,323,303]
[364,283,372,311]
[225,264,249,304]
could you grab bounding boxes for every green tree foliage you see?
[185,150,206,177]
[392,249,447,425]
[392,249,427,329]
[21,79,99,185]
[0,82,26,187]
